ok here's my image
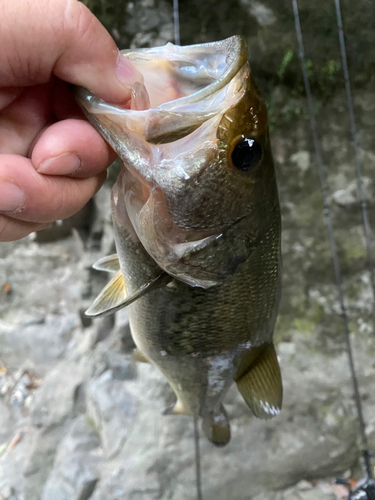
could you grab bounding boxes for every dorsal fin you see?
[85,271,171,318]
[92,254,120,272]
[235,343,282,419]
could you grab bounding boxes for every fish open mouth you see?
[75,36,248,144]
[123,36,247,108]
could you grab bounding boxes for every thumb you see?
[0,0,141,104]
[54,2,142,103]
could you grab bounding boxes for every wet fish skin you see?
[76,36,282,446]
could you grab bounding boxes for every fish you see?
[75,35,282,446]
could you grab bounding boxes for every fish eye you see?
[231,137,262,172]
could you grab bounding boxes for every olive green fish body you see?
[76,36,283,445]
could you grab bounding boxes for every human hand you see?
[0,0,141,241]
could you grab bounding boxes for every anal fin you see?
[236,343,282,420]
[202,404,230,447]
[85,271,171,318]
[163,399,190,416]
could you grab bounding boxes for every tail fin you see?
[202,404,230,447]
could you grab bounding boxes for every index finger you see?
[0,154,106,223]
[31,119,116,177]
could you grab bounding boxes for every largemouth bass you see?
[75,36,282,446]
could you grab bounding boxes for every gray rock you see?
[290,151,311,175]
[23,424,67,500]
[0,235,86,318]
[86,369,138,458]
[240,0,276,26]
[253,480,337,500]
[41,417,101,500]
[332,177,374,208]
[0,486,21,500]
[0,426,34,500]
[35,200,94,243]
[0,400,12,440]
[30,360,88,428]
[0,314,80,376]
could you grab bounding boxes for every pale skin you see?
[0,0,141,242]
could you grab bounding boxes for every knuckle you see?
[68,1,96,45]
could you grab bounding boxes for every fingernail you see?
[37,153,82,175]
[0,183,25,212]
[116,53,143,88]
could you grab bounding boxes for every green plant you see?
[277,49,294,79]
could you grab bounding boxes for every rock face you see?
[1,2,375,500]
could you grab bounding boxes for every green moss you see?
[341,235,366,262]
[293,318,316,333]
[305,59,313,78]
[277,49,294,79]
[320,60,342,81]
[267,50,343,131]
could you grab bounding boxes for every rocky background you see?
[1,0,375,499]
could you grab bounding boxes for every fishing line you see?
[173,0,180,45]
[292,0,373,481]
[194,417,203,500]
[334,0,375,328]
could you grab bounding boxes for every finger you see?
[0,155,106,223]
[0,216,49,242]
[31,119,116,177]
[52,79,84,121]
[0,0,141,104]
[0,83,53,155]
[0,87,23,110]
[54,1,142,102]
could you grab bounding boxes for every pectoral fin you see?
[93,254,120,272]
[236,343,282,420]
[85,271,171,318]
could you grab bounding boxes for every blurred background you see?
[1,0,375,499]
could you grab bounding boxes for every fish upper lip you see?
[75,36,248,114]
[121,35,248,110]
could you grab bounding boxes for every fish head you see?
[75,36,279,288]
